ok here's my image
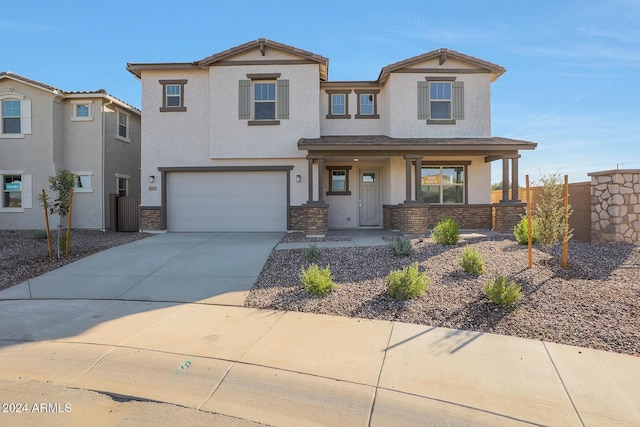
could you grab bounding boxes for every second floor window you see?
[359,94,374,115]
[239,76,289,124]
[331,94,346,115]
[159,79,187,112]
[254,82,276,120]
[429,82,451,120]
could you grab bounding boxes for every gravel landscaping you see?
[0,229,151,292]
[246,234,640,356]
[2,229,638,356]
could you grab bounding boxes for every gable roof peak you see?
[378,48,506,83]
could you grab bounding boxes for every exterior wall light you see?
[295,174,301,182]
[149,175,155,183]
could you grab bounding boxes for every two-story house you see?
[127,39,535,235]
[0,72,141,230]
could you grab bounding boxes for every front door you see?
[359,170,381,226]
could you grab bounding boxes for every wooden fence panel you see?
[117,196,139,232]
[491,181,591,241]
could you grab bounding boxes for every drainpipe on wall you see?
[102,98,114,231]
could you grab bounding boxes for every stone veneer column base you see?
[139,206,163,232]
[289,203,329,236]
[384,204,494,235]
[493,203,526,234]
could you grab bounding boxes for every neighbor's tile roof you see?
[0,71,63,93]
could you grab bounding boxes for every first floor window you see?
[2,175,22,207]
[2,100,21,134]
[117,111,129,140]
[326,166,352,195]
[421,165,464,203]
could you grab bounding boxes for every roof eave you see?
[126,62,200,79]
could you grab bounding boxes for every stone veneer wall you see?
[383,204,494,235]
[290,204,329,235]
[493,203,526,234]
[139,207,162,231]
[589,170,640,245]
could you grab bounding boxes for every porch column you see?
[511,155,520,201]
[501,158,509,202]
[405,156,412,202]
[307,157,314,202]
[414,156,423,201]
[316,156,324,203]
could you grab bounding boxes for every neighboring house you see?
[0,72,141,230]
[127,39,536,235]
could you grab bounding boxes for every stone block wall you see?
[290,203,328,235]
[139,207,162,231]
[427,205,493,229]
[589,170,640,245]
[494,203,526,234]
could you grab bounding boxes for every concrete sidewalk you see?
[0,232,638,426]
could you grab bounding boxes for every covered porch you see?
[292,135,536,236]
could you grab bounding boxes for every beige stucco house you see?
[128,39,535,235]
[0,72,141,230]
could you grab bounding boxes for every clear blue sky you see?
[3,0,639,184]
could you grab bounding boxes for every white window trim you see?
[73,171,94,193]
[71,100,94,122]
[115,109,130,143]
[0,169,30,212]
[115,173,130,197]
[0,93,26,138]
[253,81,277,121]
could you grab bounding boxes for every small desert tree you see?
[534,172,573,260]
[41,170,76,258]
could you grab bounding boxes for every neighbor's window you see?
[421,165,464,203]
[2,175,22,207]
[116,176,129,197]
[71,100,93,121]
[2,100,21,134]
[429,82,452,120]
[326,166,352,195]
[117,110,129,141]
[74,172,93,192]
[159,80,187,112]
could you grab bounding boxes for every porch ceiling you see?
[298,135,536,159]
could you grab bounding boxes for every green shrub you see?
[58,234,67,250]
[431,217,459,245]
[306,243,321,262]
[388,238,413,256]
[387,263,430,301]
[484,275,523,307]
[33,230,48,239]
[459,246,486,275]
[300,263,336,296]
[513,216,539,245]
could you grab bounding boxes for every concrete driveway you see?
[1,232,283,305]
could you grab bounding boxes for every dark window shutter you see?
[452,81,464,120]
[239,80,250,119]
[277,79,289,119]
[417,81,428,120]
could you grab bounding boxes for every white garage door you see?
[167,171,288,232]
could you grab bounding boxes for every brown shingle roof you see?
[0,71,63,93]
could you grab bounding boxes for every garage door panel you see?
[167,171,287,232]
